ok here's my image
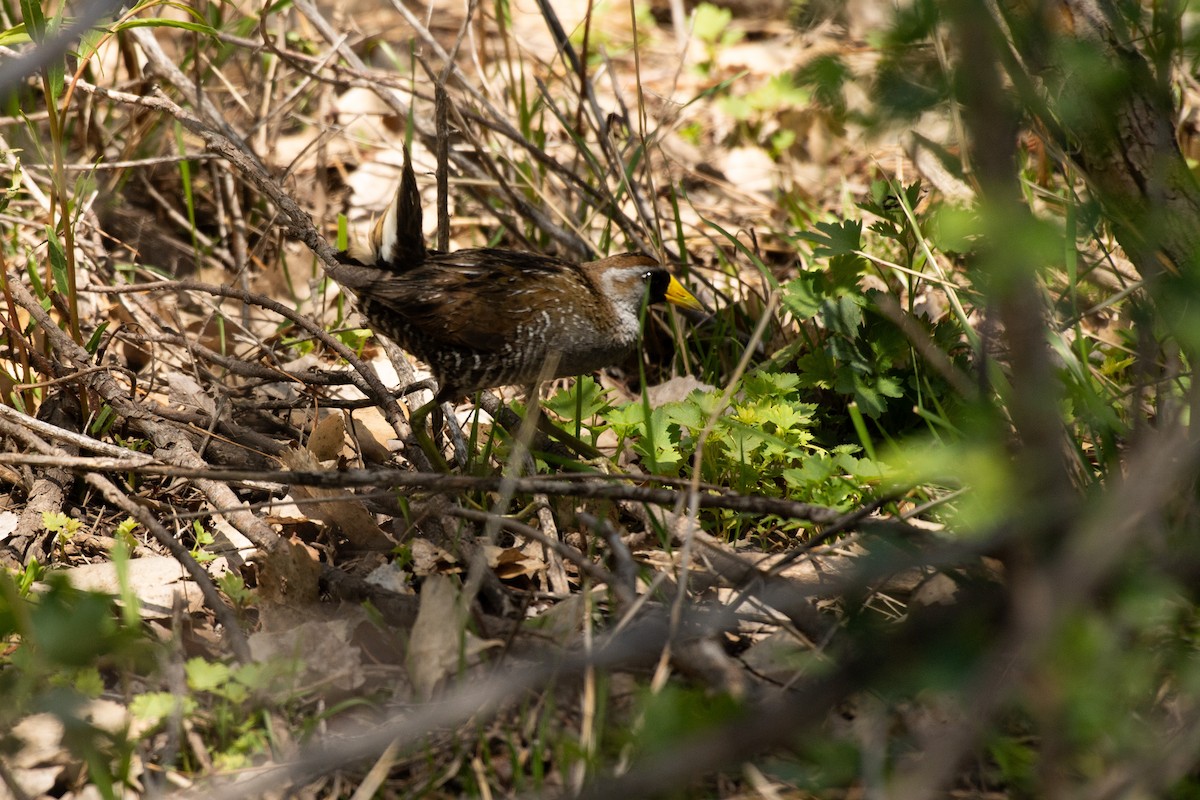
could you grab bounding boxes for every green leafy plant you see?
[606,372,882,528]
[692,2,743,71]
[542,376,616,446]
[217,571,253,608]
[783,181,973,441]
[112,517,139,549]
[42,510,81,543]
[186,656,305,770]
[189,520,216,564]
[0,571,157,796]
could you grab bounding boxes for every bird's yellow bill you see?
[664,276,703,311]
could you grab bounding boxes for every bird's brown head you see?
[584,253,702,325]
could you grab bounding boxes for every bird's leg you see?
[504,385,542,479]
[524,381,604,461]
[396,377,438,399]
[441,401,470,469]
[408,397,450,472]
[476,391,604,466]
[396,380,454,471]
[534,414,604,461]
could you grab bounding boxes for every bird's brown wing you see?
[364,250,579,353]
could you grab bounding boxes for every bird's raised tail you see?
[338,148,427,271]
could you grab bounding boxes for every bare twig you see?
[6,276,280,553]
[443,505,619,590]
[0,394,250,661]
[83,470,252,663]
[30,460,849,523]
[0,401,151,460]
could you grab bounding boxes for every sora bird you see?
[330,150,702,463]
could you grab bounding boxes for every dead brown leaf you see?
[349,412,393,463]
[248,614,367,692]
[485,544,546,583]
[280,447,394,551]
[409,538,460,575]
[255,537,322,629]
[306,412,346,461]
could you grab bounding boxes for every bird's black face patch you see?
[644,269,671,304]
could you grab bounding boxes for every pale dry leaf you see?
[0,509,19,541]
[527,593,588,645]
[349,412,394,463]
[269,127,363,175]
[333,86,401,160]
[8,714,65,769]
[72,783,113,800]
[715,40,805,75]
[343,156,404,219]
[643,375,716,406]
[912,285,951,323]
[719,147,778,196]
[901,513,947,533]
[407,574,466,699]
[757,546,863,591]
[910,572,960,609]
[207,516,256,561]
[739,630,815,685]
[507,0,637,64]
[0,765,60,799]
[279,353,322,374]
[61,556,204,619]
[255,537,322,628]
[364,561,414,594]
[163,372,216,416]
[306,412,345,461]
[7,699,150,788]
[908,133,975,205]
[409,538,460,575]
[80,698,138,736]
[406,576,500,701]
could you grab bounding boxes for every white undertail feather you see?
[371,190,401,265]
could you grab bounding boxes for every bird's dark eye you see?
[644,269,670,303]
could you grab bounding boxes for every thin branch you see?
[33,460,849,524]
